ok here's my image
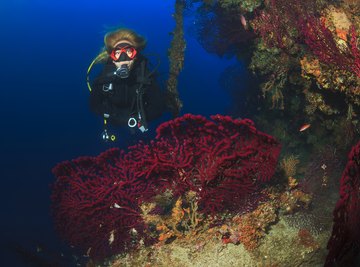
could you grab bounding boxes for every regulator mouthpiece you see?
[115,64,130,79]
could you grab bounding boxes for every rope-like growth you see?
[166,0,186,117]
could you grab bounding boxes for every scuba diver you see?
[87,28,169,142]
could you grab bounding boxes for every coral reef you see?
[219,201,277,251]
[299,5,360,122]
[218,0,263,13]
[251,0,321,50]
[140,190,207,244]
[214,177,313,251]
[297,228,320,251]
[325,141,360,266]
[280,154,300,178]
[51,149,157,261]
[150,114,281,214]
[301,12,360,78]
[244,2,360,192]
[303,89,340,116]
[51,114,281,263]
[108,180,323,267]
[186,0,359,146]
[249,44,289,109]
[51,0,360,265]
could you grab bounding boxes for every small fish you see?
[299,123,311,132]
[240,14,248,30]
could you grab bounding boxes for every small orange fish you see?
[299,123,311,132]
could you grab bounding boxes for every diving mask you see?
[110,44,137,62]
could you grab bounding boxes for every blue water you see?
[0,0,247,266]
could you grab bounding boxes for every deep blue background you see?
[0,0,246,266]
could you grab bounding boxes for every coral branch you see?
[325,141,360,265]
[301,17,360,77]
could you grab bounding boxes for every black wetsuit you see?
[89,55,167,127]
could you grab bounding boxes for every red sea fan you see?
[152,114,281,214]
[251,0,319,49]
[301,16,360,78]
[325,141,360,266]
[50,149,156,260]
[51,114,281,260]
